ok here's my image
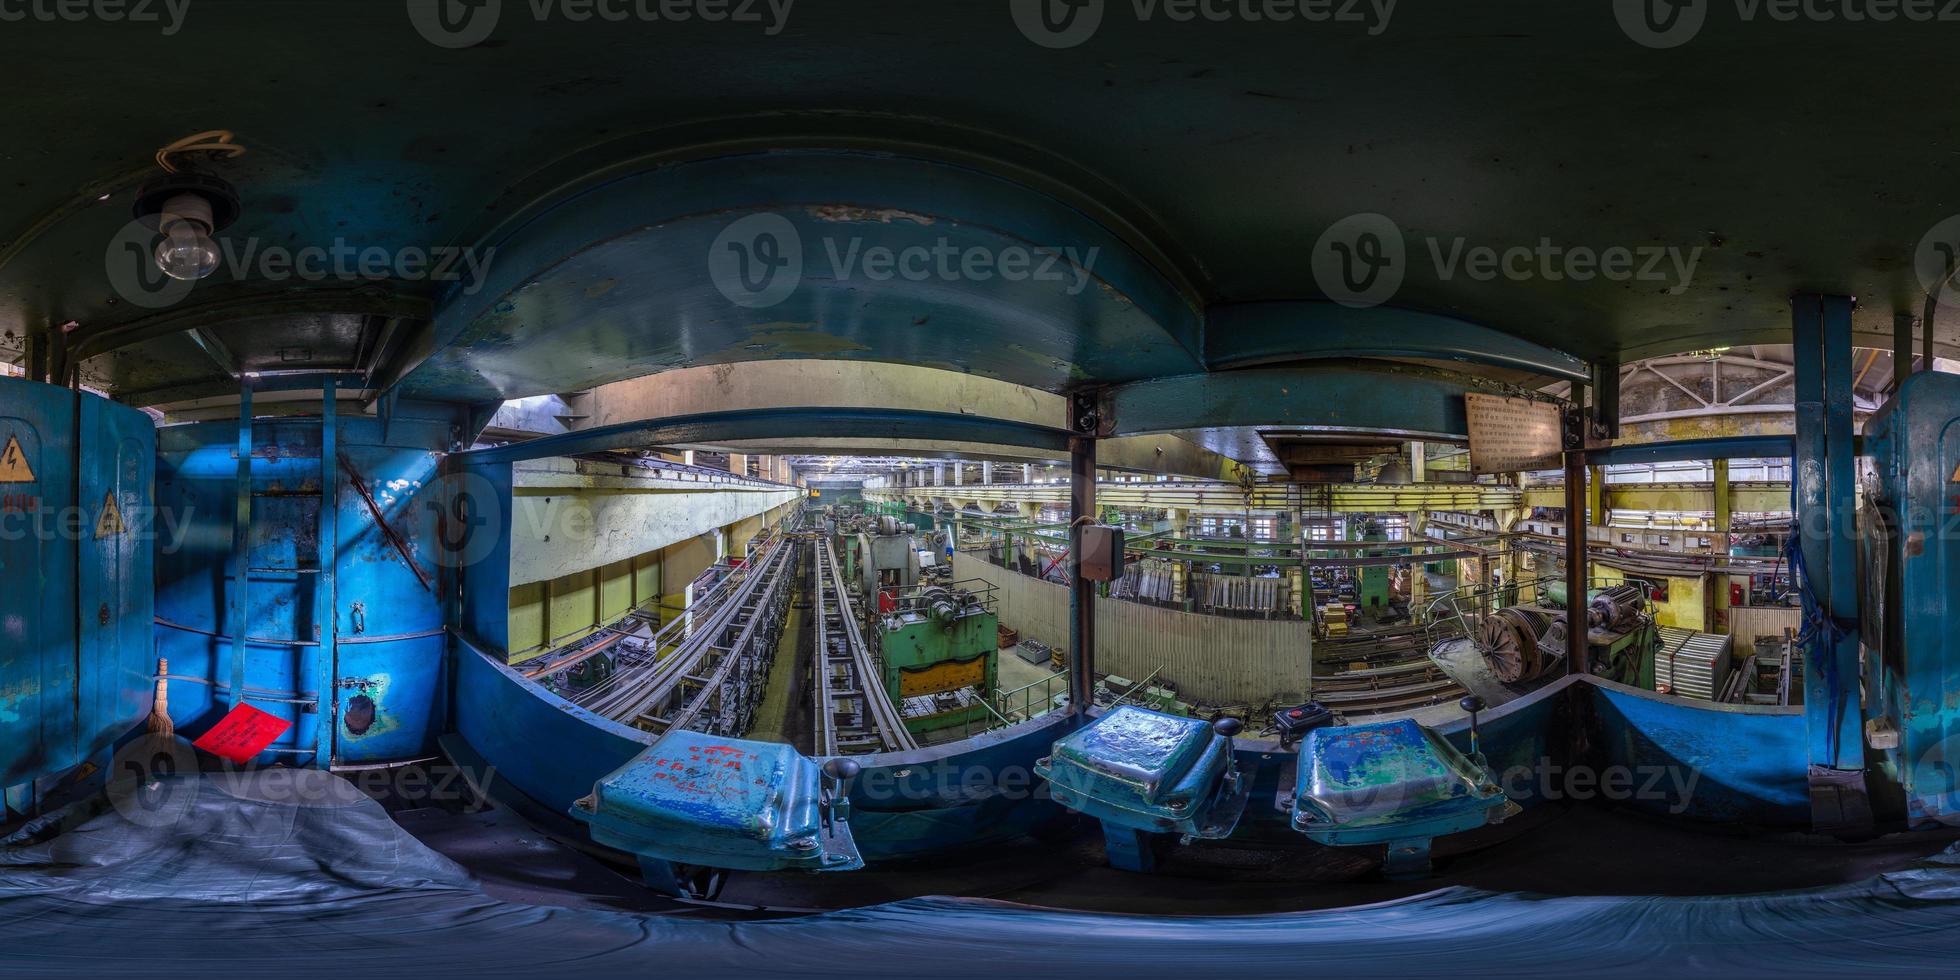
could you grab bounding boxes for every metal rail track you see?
[566,532,796,735]
[812,537,917,756]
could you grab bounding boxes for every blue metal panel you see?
[0,381,78,794]
[1792,295,1865,774]
[1588,682,1808,824]
[229,380,252,709]
[155,414,450,766]
[315,382,336,768]
[77,390,157,767]
[1287,718,1512,873]
[451,637,1076,862]
[1863,371,1960,827]
[0,378,155,805]
[1206,302,1589,381]
[1037,706,1245,838]
[395,149,1204,403]
[455,461,512,654]
[573,731,861,874]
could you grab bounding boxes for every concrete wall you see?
[952,553,1313,707]
[503,459,797,661]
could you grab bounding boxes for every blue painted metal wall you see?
[1865,370,1960,827]
[0,378,155,811]
[453,629,1815,871]
[156,413,450,766]
[452,637,1076,860]
[1585,681,1808,824]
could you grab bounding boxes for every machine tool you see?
[1473,582,1660,687]
[873,583,1000,735]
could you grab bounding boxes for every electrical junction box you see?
[1079,524,1126,582]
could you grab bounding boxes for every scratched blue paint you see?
[1586,680,1807,824]
[575,730,860,872]
[400,149,1205,404]
[155,412,452,766]
[452,637,1076,862]
[1862,370,1960,828]
[0,378,155,803]
[1037,705,1246,838]
[1290,718,1509,848]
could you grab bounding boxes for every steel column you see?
[1068,434,1096,713]
[1895,312,1916,392]
[229,380,254,707]
[1711,458,1731,551]
[1792,294,1869,828]
[315,382,338,768]
[1563,412,1588,676]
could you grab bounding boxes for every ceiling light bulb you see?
[153,193,220,281]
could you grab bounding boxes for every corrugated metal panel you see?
[1730,606,1800,648]
[951,554,1311,706]
[1655,626,1734,701]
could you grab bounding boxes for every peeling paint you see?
[806,205,935,225]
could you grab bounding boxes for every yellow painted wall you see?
[727,514,765,555]
[506,543,670,663]
[659,533,718,612]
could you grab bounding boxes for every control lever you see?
[1459,695,1487,766]
[820,757,860,834]
[1212,717,1243,791]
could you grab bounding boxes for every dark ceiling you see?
[4,0,1957,405]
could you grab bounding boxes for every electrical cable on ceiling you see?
[156,130,247,173]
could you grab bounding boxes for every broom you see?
[146,657,173,738]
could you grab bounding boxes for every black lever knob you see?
[1459,696,1485,714]
[1213,717,1243,738]
[822,758,861,783]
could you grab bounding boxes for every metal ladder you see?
[226,379,337,768]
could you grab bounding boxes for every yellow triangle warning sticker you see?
[0,435,32,483]
[95,492,126,539]
[1951,462,1960,482]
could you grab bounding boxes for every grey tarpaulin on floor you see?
[6,769,1960,978]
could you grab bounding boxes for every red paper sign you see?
[192,703,295,763]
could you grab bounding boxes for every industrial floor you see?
[388,773,1960,917]
[745,591,814,753]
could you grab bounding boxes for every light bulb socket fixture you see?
[132,172,240,233]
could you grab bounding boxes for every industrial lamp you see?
[133,172,240,281]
